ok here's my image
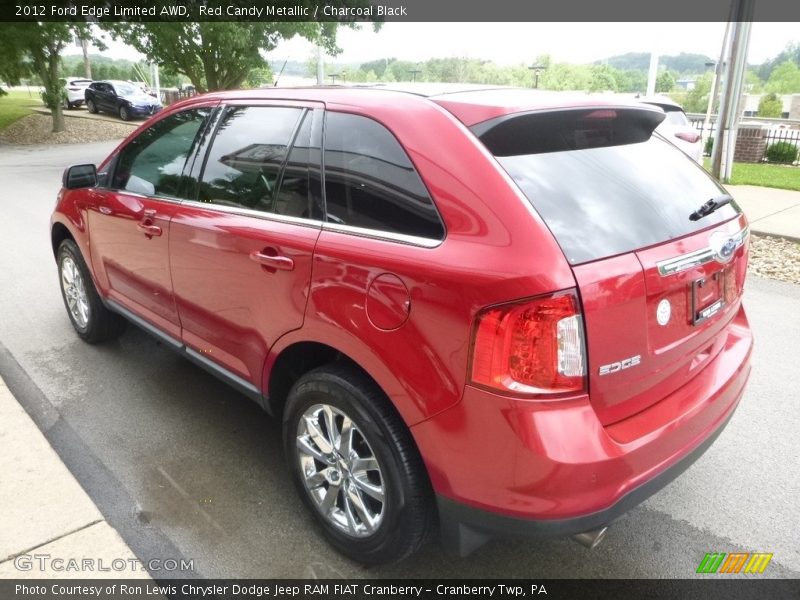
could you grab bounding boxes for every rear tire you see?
[86,99,97,114]
[57,239,126,344]
[283,364,433,565]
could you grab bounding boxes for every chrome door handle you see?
[136,223,162,237]
[249,251,294,271]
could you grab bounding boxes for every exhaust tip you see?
[571,526,608,549]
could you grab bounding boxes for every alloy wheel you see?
[296,403,386,538]
[60,256,90,329]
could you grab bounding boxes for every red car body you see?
[51,86,752,556]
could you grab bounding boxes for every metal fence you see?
[687,117,800,166]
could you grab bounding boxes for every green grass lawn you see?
[0,89,40,129]
[703,157,800,192]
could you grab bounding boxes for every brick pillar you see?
[734,126,767,163]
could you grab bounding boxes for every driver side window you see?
[111,108,212,198]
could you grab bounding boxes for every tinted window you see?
[273,111,313,218]
[111,108,211,198]
[323,112,444,240]
[198,106,303,213]
[495,136,738,264]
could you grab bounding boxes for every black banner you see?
[2,579,800,600]
[3,0,800,22]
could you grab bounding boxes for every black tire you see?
[119,105,129,121]
[86,99,97,114]
[283,364,434,565]
[57,239,126,344]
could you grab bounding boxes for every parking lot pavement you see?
[0,376,148,579]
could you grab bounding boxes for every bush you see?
[705,136,714,156]
[765,141,799,164]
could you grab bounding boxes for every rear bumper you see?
[412,306,752,553]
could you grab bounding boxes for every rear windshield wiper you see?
[689,194,734,221]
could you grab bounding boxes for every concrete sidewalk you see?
[0,376,148,579]
[728,185,800,242]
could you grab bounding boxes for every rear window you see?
[478,110,739,264]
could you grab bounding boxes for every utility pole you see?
[646,49,659,96]
[316,43,324,86]
[81,37,91,79]
[711,0,754,182]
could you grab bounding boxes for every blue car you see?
[85,80,162,121]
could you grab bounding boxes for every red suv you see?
[51,86,752,564]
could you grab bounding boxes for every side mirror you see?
[63,164,97,189]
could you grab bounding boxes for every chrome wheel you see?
[296,404,386,538]
[60,256,90,329]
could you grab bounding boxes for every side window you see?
[273,111,313,218]
[323,112,444,240]
[198,106,303,213]
[111,108,212,198]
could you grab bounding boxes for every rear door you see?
[169,102,324,387]
[480,108,746,425]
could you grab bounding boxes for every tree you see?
[679,72,713,113]
[588,65,618,92]
[758,93,783,118]
[656,70,676,93]
[102,20,361,93]
[0,23,96,132]
[765,60,800,94]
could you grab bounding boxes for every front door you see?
[87,106,216,338]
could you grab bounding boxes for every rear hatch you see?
[473,106,747,425]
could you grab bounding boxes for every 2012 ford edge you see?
[51,85,752,564]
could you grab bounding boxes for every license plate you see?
[691,271,725,325]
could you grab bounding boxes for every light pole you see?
[703,61,719,148]
[528,65,545,89]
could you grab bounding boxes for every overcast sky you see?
[71,22,798,67]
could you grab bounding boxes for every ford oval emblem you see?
[709,231,738,265]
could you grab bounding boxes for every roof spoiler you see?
[472,106,666,157]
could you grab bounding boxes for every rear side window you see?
[198,106,304,214]
[323,112,444,240]
[478,109,738,264]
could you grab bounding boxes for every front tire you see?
[283,364,433,565]
[86,99,97,114]
[119,105,129,121]
[57,239,126,344]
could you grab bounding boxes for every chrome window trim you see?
[656,226,749,276]
[178,199,323,229]
[321,222,442,248]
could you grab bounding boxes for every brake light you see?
[470,290,587,396]
[675,131,701,144]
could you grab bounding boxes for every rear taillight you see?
[675,131,701,144]
[469,290,587,397]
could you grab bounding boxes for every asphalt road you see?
[1,140,798,579]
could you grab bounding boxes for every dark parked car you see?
[51,86,752,564]
[84,80,162,121]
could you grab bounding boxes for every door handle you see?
[249,250,294,271]
[136,222,162,237]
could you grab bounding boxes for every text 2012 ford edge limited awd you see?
[50,85,752,564]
